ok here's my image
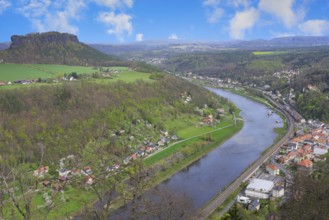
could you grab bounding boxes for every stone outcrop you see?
[10,32,79,49]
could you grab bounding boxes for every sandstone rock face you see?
[10,32,79,48]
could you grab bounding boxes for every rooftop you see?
[246,178,274,193]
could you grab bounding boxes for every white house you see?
[272,186,285,198]
[314,146,328,156]
[236,195,251,204]
[245,178,274,199]
[266,164,280,175]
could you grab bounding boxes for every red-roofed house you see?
[33,166,49,177]
[287,151,297,161]
[297,159,313,173]
[266,164,280,175]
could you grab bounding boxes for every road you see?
[198,96,295,219]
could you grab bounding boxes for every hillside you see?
[0,32,120,66]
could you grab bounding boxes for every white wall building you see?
[272,186,285,198]
[245,178,274,199]
[266,164,280,175]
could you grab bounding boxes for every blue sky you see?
[0,0,329,44]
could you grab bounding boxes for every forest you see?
[0,74,235,219]
[0,75,227,165]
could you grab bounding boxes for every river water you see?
[92,88,283,219]
[160,88,283,209]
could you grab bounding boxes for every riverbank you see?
[200,88,293,219]
[101,119,244,215]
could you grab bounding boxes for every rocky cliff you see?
[0,32,120,66]
[10,32,79,49]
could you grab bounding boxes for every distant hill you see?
[0,42,9,51]
[89,36,329,60]
[231,36,329,48]
[0,32,120,66]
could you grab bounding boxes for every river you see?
[160,88,283,209]
[100,88,284,219]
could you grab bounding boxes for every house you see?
[58,168,71,177]
[278,156,289,165]
[171,135,179,141]
[160,130,169,137]
[42,180,51,187]
[298,159,313,168]
[33,166,49,177]
[245,178,274,199]
[107,164,120,172]
[140,146,154,154]
[286,151,298,161]
[130,153,138,160]
[236,195,251,204]
[71,168,81,176]
[272,186,285,198]
[314,146,328,156]
[58,175,68,182]
[123,157,130,165]
[248,199,260,211]
[85,176,93,185]
[266,164,280,175]
[81,166,92,176]
[202,115,214,125]
[53,182,63,191]
[297,159,313,173]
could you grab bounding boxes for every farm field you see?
[0,63,151,88]
[0,63,54,81]
[252,51,288,56]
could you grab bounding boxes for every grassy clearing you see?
[0,63,54,81]
[145,120,242,169]
[0,63,144,82]
[149,121,243,185]
[0,63,151,89]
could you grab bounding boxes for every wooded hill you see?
[0,75,228,165]
[0,32,121,66]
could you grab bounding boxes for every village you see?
[234,114,329,214]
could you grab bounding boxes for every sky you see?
[0,0,329,44]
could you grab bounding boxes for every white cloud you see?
[98,11,132,41]
[207,7,223,24]
[16,0,86,34]
[229,0,248,8]
[168,33,178,40]
[17,0,52,17]
[93,0,133,8]
[203,0,220,7]
[258,0,302,28]
[136,33,143,41]
[299,20,329,36]
[0,0,11,14]
[229,7,259,39]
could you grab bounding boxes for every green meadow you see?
[252,51,288,56]
[0,63,151,88]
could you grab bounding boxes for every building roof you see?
[246,178,274,193]
[273,186,284,192]
[266,164,279,170]
[298,159,313,167]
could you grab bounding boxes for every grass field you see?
[252,51,288,56]
[0,63,151,89]
[0,63,54,81]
